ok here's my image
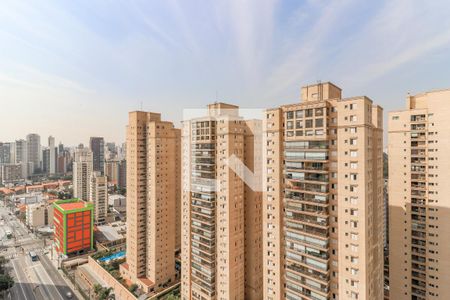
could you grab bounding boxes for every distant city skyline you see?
[1,1,450,145]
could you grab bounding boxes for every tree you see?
[0,274,14,291]
[93,284,113,300]
[128,284,138,293]
[0,256,9,275]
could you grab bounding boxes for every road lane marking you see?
[11,259,27,300]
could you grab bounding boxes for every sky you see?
[1,0,450,146]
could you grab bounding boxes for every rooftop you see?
[54,199,92,212]
[96,224,125,242]
[58,202,85,210]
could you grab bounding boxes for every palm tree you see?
[93,284,113,300]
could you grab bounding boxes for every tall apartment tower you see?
[49,136,56,175]
[120,111,180,293]
[89,171,108,225]
[389,89,450,300]
[263,82,384,300]
[181,103,263,300]
[15,139,28,178]
[26,133,41,174]
[89,137,105,174]
[73,148,93,201]
[42,148,50,174]
[0,142,13,164]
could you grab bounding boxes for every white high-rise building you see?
[89,171,108,225]
[73,148,93,201]
[26,133,41,174]
[15,139,28,178]
[48,136,56,175]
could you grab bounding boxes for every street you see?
[0,203,77,300]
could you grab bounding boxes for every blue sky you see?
[1,0,450,145]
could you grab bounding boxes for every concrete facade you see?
[89,171,108,225]
[263,82,384,300]
[73,148,93,201]
[389,89,450,300]
[181,103,263,300]
[120,111,180,294]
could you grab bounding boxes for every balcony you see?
[285,211,329,227]
[285,203,328,217]
[411,165,426,173]
[411,230,426,239]
[412,263,426,272]
[411,255,426,264]
[285,227,329,247]
[285,282,326,300]
[411,124,426,131]
[286,172,329,183]
[411,271,426,280]
[286,182,329,194]
[285,270,329,294]
[411,238,426,247]
[285,243,329,261]
[286,262,329,282]
[285,192,328,205]
[411,190,426,198]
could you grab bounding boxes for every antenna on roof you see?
[140,101,143,111]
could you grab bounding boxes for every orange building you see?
[53,199,94,255]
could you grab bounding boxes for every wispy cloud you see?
[330,0,450,87]
[1,0,450,144]
[266,0,358,97]
[225,0,278,83]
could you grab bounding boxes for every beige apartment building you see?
[89,171,108,225]
[263,82,384,300]
[389,89,450,300]
[120,111,181,293]
[26,202,54,228]
[181,103,263,300]
[73,148,93,201]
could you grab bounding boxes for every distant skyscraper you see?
[73,148,93,201]
[105,142,117,160]
[118,159,126,189]
[58,142,64,153]
[0,164,22,185]
[104,160,119,185]
[89,171,108,225]
[0,142,13,164]
[89,137,105,174]
[15,139,28,178]
[48,136,56,175]
[181,103,263,300]
[263,82,384,300]
[26,133,41,174]
[42,148,50,174]
[389,88,450,300]
[120,111,180,293]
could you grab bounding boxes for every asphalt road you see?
[0,203,77,300]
